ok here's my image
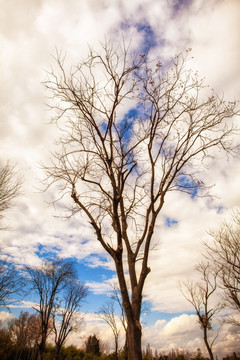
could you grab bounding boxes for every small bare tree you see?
[205,210,240,326]
[97,299,120,360]
[44,41,239,359]
[0,161,22,229]
[110,283,128,359]
[0,256,24,308]
[52,280,87,360]
[26,258,76,360]
[180,262,223,360]
[8,311,42,359]
[0,162,23,308]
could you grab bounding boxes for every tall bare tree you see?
[205,210,240,326]
[52,280,87,360]
[180,262,223,360]
[26,258,76,360]
[43,41,239,359]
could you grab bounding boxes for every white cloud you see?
[0,311,15,324]
[86,279,114,295]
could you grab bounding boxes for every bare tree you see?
[52,280,87,360]
[26,258,76,360]
[97,299,120,360]
[8,311,42,359]
[43,41,239,359]
[0,256,24,309]
[110,283,128,359]
[180,262,223,360]
[0,161,22,229]
[0,161,23,309]
[205,210,240,326]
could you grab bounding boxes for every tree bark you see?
[127,321,142,360]
[204,327,214,360]
[37,334,47,360]
[114,336,119,360]
[54,346,60,360]
[114,255,143,359]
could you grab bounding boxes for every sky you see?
[0,0,240,356]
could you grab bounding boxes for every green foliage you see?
[62,345,85,360]
[83,354,102,360]
[223,353,240,360]
[43,344,55,359]
[175,355,186,360]
[192,348,205,360]
[143,356,153,360]
[83,355,95,360]
[85,335,101,356]
[158,356,168,360]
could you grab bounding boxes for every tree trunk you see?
[123,335,128,360]
[114,336,119,360]
[204,327,214,360]
[114,251,143,359]
[37,349,44,360]
[37,337,46,360]
[54,346,60,360]
[127,320,142,360]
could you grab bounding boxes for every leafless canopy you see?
[9,311,42,352]
[0,161,22,229]
[97,299,120,359]
[180,262,223,360]
[26,258,76,360]
[205,210,240,325]
[0,256,24,308]
[43,41,239,359]
[52,280,87,360]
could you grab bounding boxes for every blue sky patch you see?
[119,20,157,54]
[165,217,178,227]
[176,175,200,198]
[136,22,157,52]
[35,243,61,259]
[172,0,192,17]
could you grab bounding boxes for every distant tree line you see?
[0,321,239,360]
